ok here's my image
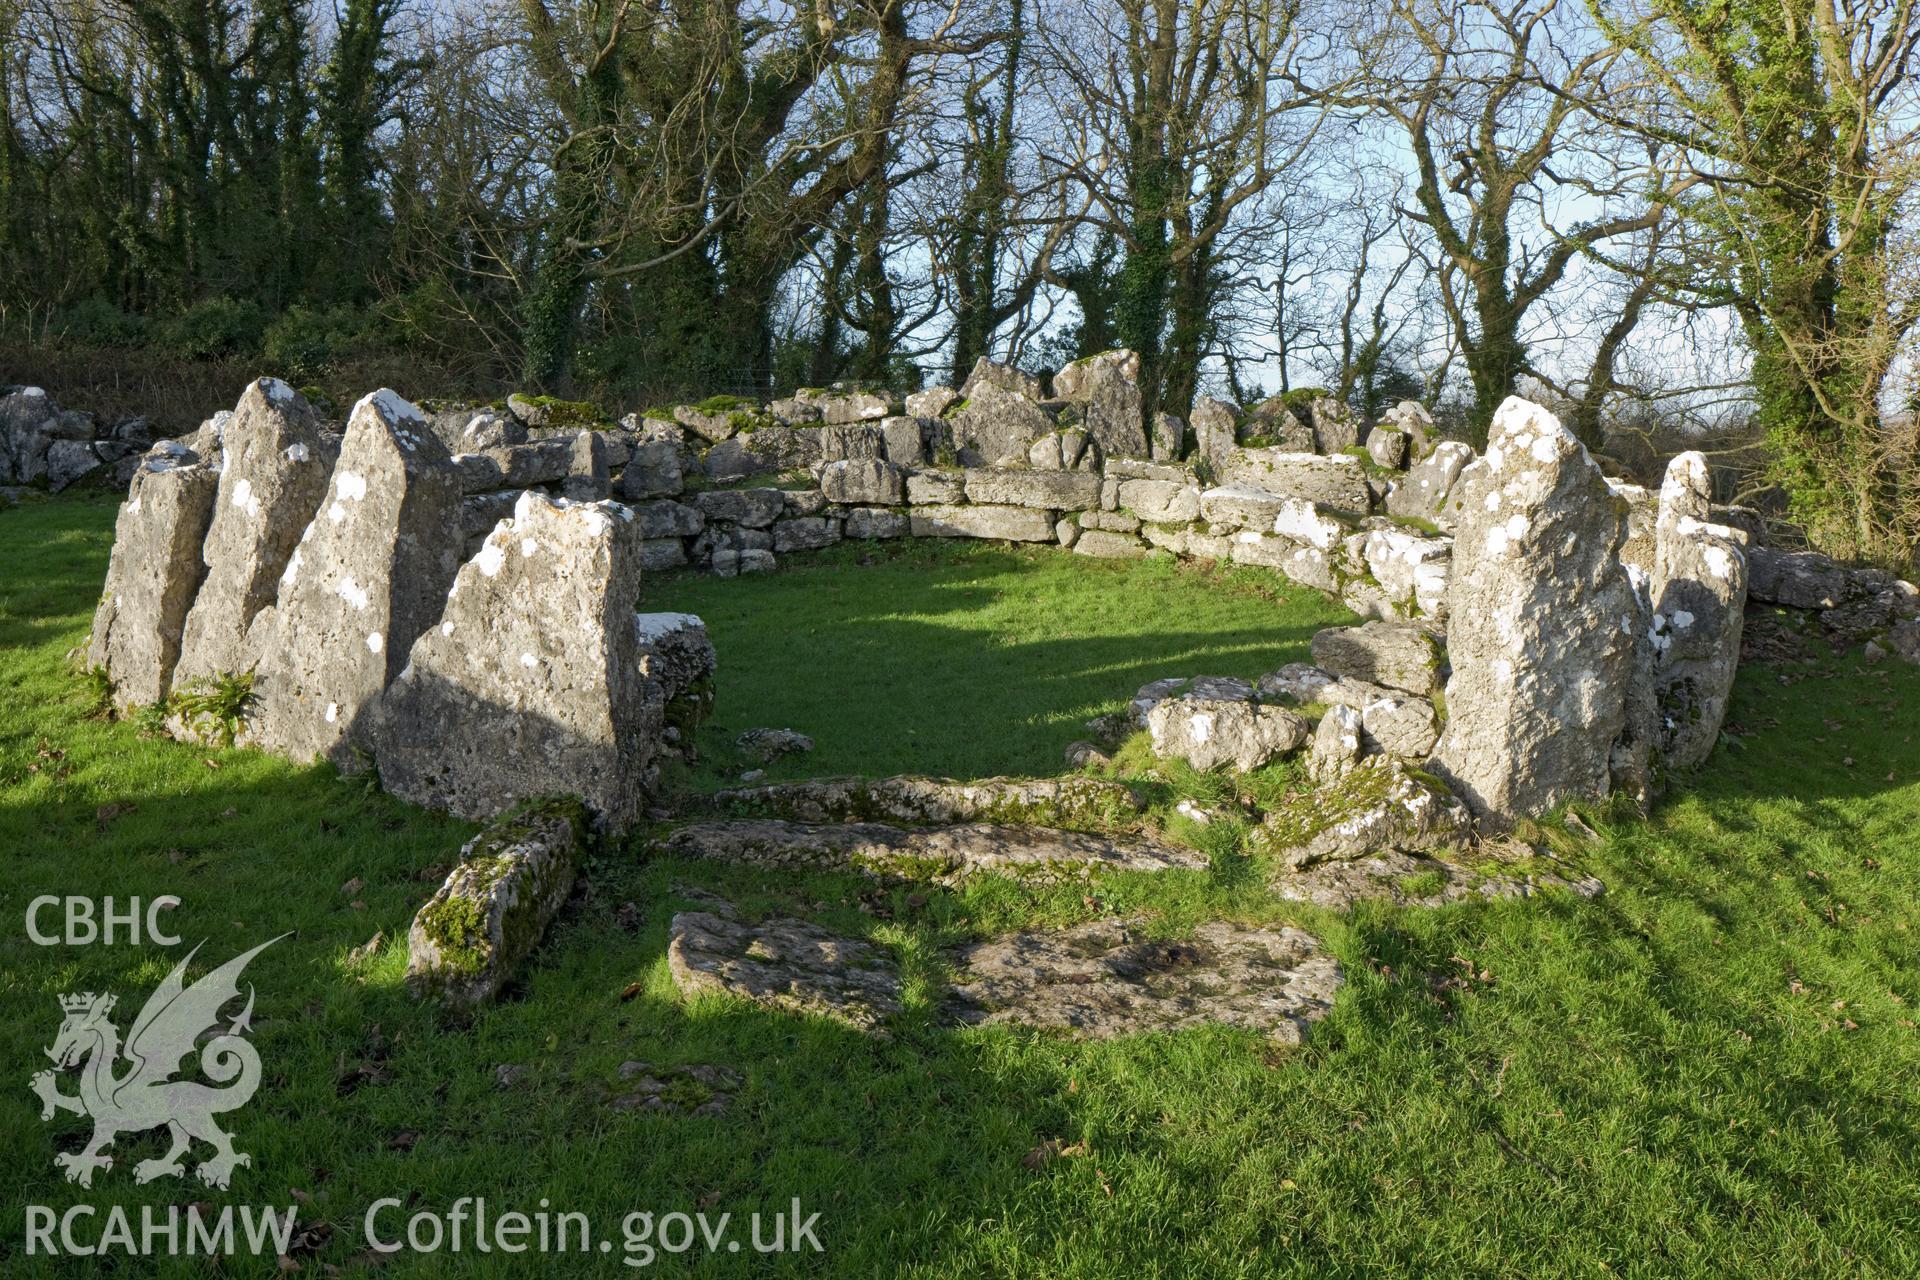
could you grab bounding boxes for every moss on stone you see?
[516,395,603,428]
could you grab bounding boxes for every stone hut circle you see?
[53,356,1920,1033]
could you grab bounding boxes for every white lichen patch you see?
[366,632,384,654]
[336,574,370,610]
[335,470,368,502]
[475,541,507,577]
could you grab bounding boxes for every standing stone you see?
[175,379,330,682]
[878,416,927,465]
[949,383,1052,466]
[365,491,661,830]
[1244,397,1318,451]
[1382,401,1434,459]
[1151,412,1186,462]
[1307,397,1362,454]
[87,446,220,710]
[563,431,610,501]
[1647,451,1748,770]
[247,390,462,765]
[1366,427,1409,470]
[1427,397,1640,818]
[1388,440,1475,530]
[1190,397,1240,477]
[1053,349,1149,458]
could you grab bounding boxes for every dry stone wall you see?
[75,353,1920,832]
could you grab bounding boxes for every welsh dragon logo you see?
[31,936,284,1189]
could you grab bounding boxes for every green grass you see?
[3,495,1919,1277]
[642,538,1352,784]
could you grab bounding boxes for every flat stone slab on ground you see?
[705,774,1142,828]
[948,918,1342,1044]
[656,819,1207,884]
[1274,848,1604,911]
[667,910,902,1033]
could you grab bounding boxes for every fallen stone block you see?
[706,774,1141,828]
[1256,758,1471,870]
[1310,620,1444,696]
[1073,529,1148,559]
[1142,680,1310,772]
[948,918,1341,1044]
[406,798,586,1005]
[668,909,902,1033]
[1746,546,1849,611]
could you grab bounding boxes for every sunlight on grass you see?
[4,495,1919,1277]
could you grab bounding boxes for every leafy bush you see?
[263,305,368,383]
[54,298,146,347]
[158,297,267,360]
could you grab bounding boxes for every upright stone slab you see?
[175,379,330,682]
[365,492,662,830]
[949,383,1052,466]
[1190,396,1240,476]
[87,445,220,710]
[247,390,462,764]
[1647,451,1748,770]
[1388,440,1474,530]
[1427,397,1640,818]
[1053,349,1149,458]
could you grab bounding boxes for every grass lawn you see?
[642,538,1354,784]
[3,493,1919,1278]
